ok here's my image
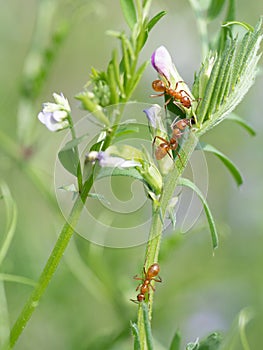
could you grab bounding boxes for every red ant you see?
[130,263,162,303]
[153,117,194,162]
[151,78,193,109]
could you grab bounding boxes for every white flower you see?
[38,93,71,132]
[86,151,141,168]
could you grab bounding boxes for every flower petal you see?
[143,104,165,132]
[37,111,49,124]
[97,152,141,168]
[42,102,60,113]
[151,45,177,81]
[52,110,68,122]
[53,92,71,112]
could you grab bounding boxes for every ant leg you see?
[130,298,140,304]
[164,97,172,109]
[172,100,185,112]
[136,283,143,291]
[175,150,183,166]
[150,92,165,98]
[153,136,169,144]
[133,274,144,281]
[152,276,162,283]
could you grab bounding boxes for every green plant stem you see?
[68,113,83,190]
[188,0,209,59]
[136,132,198,349]
[7,172,94,349]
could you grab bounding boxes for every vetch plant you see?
[1,1,262,349]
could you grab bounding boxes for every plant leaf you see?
[131,322,141,350]
[142,302,154,350]
[96,166,144,182]
[115,121,139,139]
[169,329,181,350]
[226,113,256,136]
[58,134,88,176]
[147,11,166,32]
[0,282,9,348]
[0,274,36,287]
[222,21,254,32]
[208,0,227,20]
[178,178,218,249]
[220,308,253,350]
[196,17,263,135]
[120,0,137,30]
[197,143,243,186]
[0,182,17,267]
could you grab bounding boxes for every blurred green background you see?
[0,1,263,349]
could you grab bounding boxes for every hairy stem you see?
[137,132,198,349]
[7,173,94,349]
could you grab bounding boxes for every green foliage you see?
[77,1,165,117]
[226,113,256,136]
[0,282,9,349]
[186,332,222,350]
[0,182,17,267]
[142,303,154,350]
[207,0,227,20]
[1,0,262,348]
[197,143,243,186]
[131,322,141,350]
[169,330,181,350]
[58,135,88,176]
[178,178,219,250]
[194,18,263,134]
[120,0,137,30]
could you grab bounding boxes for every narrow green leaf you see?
[0,282,9,348]
[96,166,144,182]
[58,184,77,193]
[208,40,235,115]
[88,193,111,205]
[0,274,37,287]
[125,60,148,99]
[220,308,253,350]
[238,308,253,350]
[58,135,87,176]
[222,21,254,32]
[131,322,141,350]
[169,329,181,350]
[147,11,166,32]
[115,123,139,139]
[216,41,237,109]
[178,178,219,249]
[107,62,119,104]
[120,0,137,30]
[198,55,221,123]
[121,35,131,85]
[142,302,154,350]
[112,49,125,96]
[198,142,243,186]
[226,113,256,136]
[208,0,227,20]
[0,182,17,267]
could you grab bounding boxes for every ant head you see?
[137,293,145,302]
[152,79,166,92]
